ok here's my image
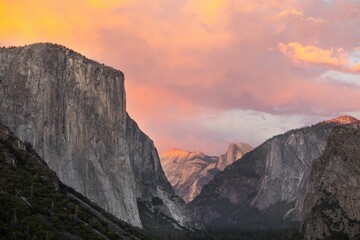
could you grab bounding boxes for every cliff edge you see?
[0,43,193,231]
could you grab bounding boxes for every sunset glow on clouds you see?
[1,0,360,154]
[278,42,360,72]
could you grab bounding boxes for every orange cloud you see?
[87,0,134,9]
[276,8,304,18]
[278,42,360,72]
[355,63,360,72]
[1,0,360,154]
[181,0,228,26]
[0,0,134,58]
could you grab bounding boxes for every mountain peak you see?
[216,142,253,171]
[160,148,204,159]
[227,142,253,153]
[325,115,359,125]
[0,43,194,231]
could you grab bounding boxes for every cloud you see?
[306,17,327,24]
[278,42,360,72]
[1,0,360,154]
[276,8,326,23]
[191,109,338,154]
[319,71,360,87]
[276,8,303,18]
[87,0,135,9]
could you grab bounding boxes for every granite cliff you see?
[217,143,253,171]
[301,124,360,239]
[190,116,359,232]
[160,143,252,203]
[0,43,193,231]
[0,123,150,239]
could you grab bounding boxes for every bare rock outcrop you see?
[190,117,359,231]
[0,43,193,230]
[160,143,252,203]
[301,125,360,239]
[216,142,253,171]
[160,149,219,203]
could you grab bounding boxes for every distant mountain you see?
[160,143,252,203]
[323,115,359,125]
[190,116,360,235]
[160,149,218,204]
[217,143,253,171]
[0,43,194,234]
[0,123,149,240]
[301,125,360,239]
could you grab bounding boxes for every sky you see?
[1,0,360,155]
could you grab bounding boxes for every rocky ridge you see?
[0,123,150,240]
[190,116,360,231]
[0,43,193,231]
[160,143,252,203]
[301,125,360,239]
[324,115,359,125]
[217,143,253,171]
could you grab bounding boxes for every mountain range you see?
[189,115,360,238]
[1,43,359,239]
[0,123,150,239]
[301,123,360,239]
[0,43,194,236]
[160,143,252,203]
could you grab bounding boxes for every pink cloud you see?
[278,42,359,72]
[1,0,360,154]
[275,8,326,23]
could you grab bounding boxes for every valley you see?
[1,43,359,239]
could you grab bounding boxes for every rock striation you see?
[217,143,253,171]
[0,43,193,230]
[190,116,360,231]
[0,123,150,239]
[160,143,252,203]
[301,125,360,239]
[160,149,219,203]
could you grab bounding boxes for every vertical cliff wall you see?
[216,143,253,171]
[190,120,349,230]
[0,43,192,229]
[160,143,252,203]
[301,125,360,239]
[160,149,220,203]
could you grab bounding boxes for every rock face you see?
[160,149,219,203]
[0,43,193,230]
[0,123,150,239]
[324,115,359,125]
[301,125,360,239]
[217,143,253,171]
[190,117,359,231]
[160,143,252,203]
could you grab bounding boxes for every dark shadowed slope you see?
[301,125,360,239]
[160,143,252,203]
[0,43,194,233]
[0,123,150,240]
[190,116,360,235]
